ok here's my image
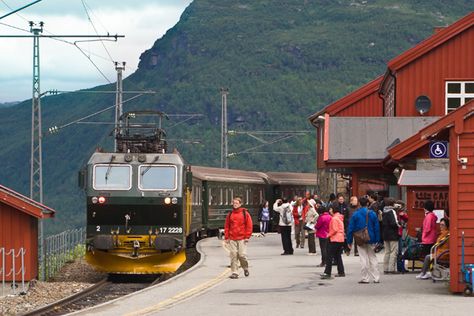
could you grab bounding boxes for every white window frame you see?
[93,164,132,191]
[446,81,474,113]
[138,164,178,191]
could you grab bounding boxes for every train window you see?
[211,187,219,205]
[208,188,212,206]
[138,165,177,190]
[93,164,132,190]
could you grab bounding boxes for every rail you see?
[43,228,86,280]
[1,247,26,295]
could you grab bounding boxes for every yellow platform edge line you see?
[124,268,231,316]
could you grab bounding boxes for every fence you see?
[1,247,26,296]
[43,227,86,281]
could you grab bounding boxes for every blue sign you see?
[430,141,448,158]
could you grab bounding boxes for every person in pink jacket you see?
[320,207,345,279]
[316,205,331,267]
[421,200,438,257]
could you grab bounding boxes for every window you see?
[446,81,474,113]
[138,165,177,190]
[93,164,131,190]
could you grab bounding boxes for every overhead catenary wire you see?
[80,0,114,63]
[49,93,146,132]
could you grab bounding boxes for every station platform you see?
[72,233,472,316]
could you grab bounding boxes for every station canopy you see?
[327,117,439,160]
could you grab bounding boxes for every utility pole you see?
[220,88,229,169]
[114,62,125,151]
[0,22,124,280]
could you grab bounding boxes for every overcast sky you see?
[0,0,192,103]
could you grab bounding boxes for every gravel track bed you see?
[1,248,200,315]
[0,258,106,316]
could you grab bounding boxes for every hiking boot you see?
[229,273,239,279]
[244,270,249,277]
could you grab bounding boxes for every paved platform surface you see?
[73,233,473,316]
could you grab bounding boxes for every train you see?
[79,111,316,274]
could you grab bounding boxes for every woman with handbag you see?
[347,196,381,284]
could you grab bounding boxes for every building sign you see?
[429,141,448,158]
[413,190,449,209]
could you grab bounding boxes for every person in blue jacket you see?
[347,196,381,284]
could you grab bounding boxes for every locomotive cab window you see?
[93,164,132,190]
[139,165,177,191]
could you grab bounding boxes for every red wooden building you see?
[309,12,474,199]
[0,184,55,281]
[387,101,474,293]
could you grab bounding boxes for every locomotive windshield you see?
[93,165,132,190]
[139,165,177,190]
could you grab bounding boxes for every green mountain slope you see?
[0,0,471,234]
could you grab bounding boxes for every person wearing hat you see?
[304,199,319,255]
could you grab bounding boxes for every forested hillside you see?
[0,0,471,234]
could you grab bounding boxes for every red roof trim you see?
[388,12,474,71]
[0,184,56,219]
[388,101,474,161]
[309,76,383,122]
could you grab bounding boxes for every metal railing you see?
[43,228,86,280]
[1,247,26,296]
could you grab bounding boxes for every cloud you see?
[0,0,192,102]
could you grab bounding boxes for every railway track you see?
[22,248,200,316]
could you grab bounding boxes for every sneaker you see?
[229,273,239,279]
[244,270,249,277]
[415,272,425,279]
[358,280,369,284]
[373,280,380,284]
[320,273,331,279]
[307,253,317,256]
[420,272,431,280]
[335,273,345,277]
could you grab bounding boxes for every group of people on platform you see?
[223,191,449,282]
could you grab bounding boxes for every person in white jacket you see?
[273,198,294,255]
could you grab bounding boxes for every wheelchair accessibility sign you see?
[430,141,448,158]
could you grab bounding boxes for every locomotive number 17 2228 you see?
[159,227,183,234]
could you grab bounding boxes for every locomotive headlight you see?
[98,196,106,204]
[172,197,178,204]
[91,196,98,204]
[164,197,171,205]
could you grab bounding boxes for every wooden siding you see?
[450,119,474,292]
[396,27,474,116]
[336,91,383,117]
[0,203,38,281]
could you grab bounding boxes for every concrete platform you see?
[72,233,473,316]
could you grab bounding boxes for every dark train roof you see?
[191,166,268,184]
[265,172,317,186]
[191,166,317,186]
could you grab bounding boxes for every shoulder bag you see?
[353,210,370,246]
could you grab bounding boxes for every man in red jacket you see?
[224,196,253,279]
